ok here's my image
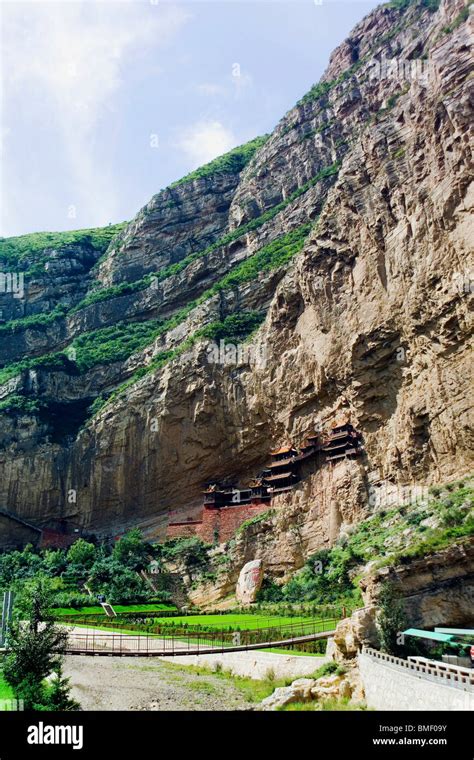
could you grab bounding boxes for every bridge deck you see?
[65,629,336,657]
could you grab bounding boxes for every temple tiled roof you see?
[270,445,297,455]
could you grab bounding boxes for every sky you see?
[0,0,380,238]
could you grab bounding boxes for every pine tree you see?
[3,578,79,710]
[45,664,80,711]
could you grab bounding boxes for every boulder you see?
[258,674,355,710]
[325,636,337,658]
[311,674,349,700]
[257,679,315,711]
[333,606,379,660]
[235,559,264,605]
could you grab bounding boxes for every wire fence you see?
[56,604,348,627]
[65,617,339,657]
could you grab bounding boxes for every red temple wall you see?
[198,502,270,543]
[166,502,271,543]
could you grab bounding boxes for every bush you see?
[256,578,284,603]
[280,546,361,606]
[312,661,338,679]
[0,305,69,336]
[0,395,42,415]
[200,312,265,343]
[50,593,92,610]
[42,664,80,711]
[159,537,211,570]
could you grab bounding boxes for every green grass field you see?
[0,677,13,701]
[63,613,336,634]
[0,659,14,708]
[147,613,325,630]
[53,603,176,617]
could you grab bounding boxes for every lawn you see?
[53,603,176,617]
[0,659,14,708]
[148,613,324,630]
[64,613,337,635]
[0,676,13,701]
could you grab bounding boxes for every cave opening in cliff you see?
[38,399,95,444]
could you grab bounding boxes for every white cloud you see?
[231,70,253,99]
[1,1,191,234]
[195,83,227,97]
[0,128,11,158]
[174,119,237,169]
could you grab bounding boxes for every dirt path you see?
[63,655,255,711]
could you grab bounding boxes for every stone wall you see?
[359,649,474,711]
[167,502,271,544]
[201,502,270,543]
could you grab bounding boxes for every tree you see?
[377,582,408,656]
[42,549,67,577]
[88,557,150,604]
[44,663,80,711]
[66,539,96,569]
[3,577,78,710]
[112,529,149,570]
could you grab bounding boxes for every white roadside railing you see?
[361,647,474,691]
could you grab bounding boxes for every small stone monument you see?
[236,559,264,605]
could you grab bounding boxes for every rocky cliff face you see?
[361,541,474,628]
[0,0,472,562]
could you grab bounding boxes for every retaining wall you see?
[359,648,474,711]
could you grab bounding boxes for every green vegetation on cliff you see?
[200,224,312,297]
[0,161,338,338]
[258,478,474,606]
[0,395,43,415]
[67,161,336,318]
[0,351,74,388]
[441,1,472,34]
[0,304,69,336]
[387,0,439,10]
[0,223,312,419]
[70,277,152,314]
[88,222,312,412]
[0,223,126,271]
[169,135,269,188]
[199,312,265,343]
